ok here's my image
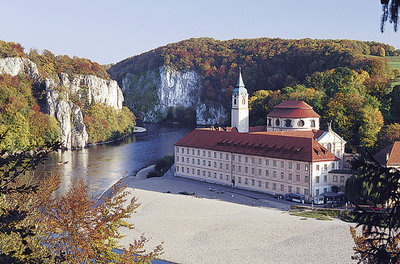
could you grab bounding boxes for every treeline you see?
[0,40,109,80]
[109,37,398,104]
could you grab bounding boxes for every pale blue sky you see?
[0,0,399,64]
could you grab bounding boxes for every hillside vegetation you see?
[0,40,135,151]
[109,37,400,152]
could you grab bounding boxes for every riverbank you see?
[114,166,355,264]
[86,126,146,148]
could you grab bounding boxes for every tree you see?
[381,0,400,32]
[348,157,400,263]
[0,133,61,263]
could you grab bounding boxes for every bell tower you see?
[231,69,249,133]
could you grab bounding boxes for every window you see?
[197,169,200,175]
[281,161,284,168]
[305,164,309,171]
[187,168,189,173]
[226,175,229,181]
[298,120,305,127]
[208,171,211,177]
[281,185,284,191]
[281,172,284,179]
[340,176,345,183]
[177,147,180,153]
[251,157,255,164]
[238,166,242,172]
[288,186,292,193]
[186,158,189,163]
[219,153,222,159]
[265,182,269,188]
[266,159,269,166]
[238,177,242,183]
[181,166,184,172]
[214,172,217,178]
[311,120,315,127]
[232,154,235,161]
[208,161,211,167]
[289,173,292,180]
[296,187,300,194]
[296,163,300,170]
[265,170,269,177]
[192,169,194,174]
[296,175,300,181]
[251,179,255,186]
[192,149,194,155]
[226,154,229,160]
[258,180,261,187]
[324,175,327,182]
[304,189,309,195]
[219,163,222,169]
[258,169,262,175]
[203,160,206,166]
[273,183,277,190]
[332,163,335,170]
[324,164,327,171]
[259,158,262,165]
[220,174,223,179]
[268,118,272,126]
[232,165,235,171]
[203,170,206,176]
[203,151,206,157]
[238,155,242,162]
[192,158,195,164]
[245,167,248,173]
[333,175,338,182]
[214,152,217,158]
[316,165,320,171]
[284,119,292,127]
[197,159,200,165]
[324,188,327,193]
[245,178,248,185]
[198,150,200,156]
[186,148,189,154]
[316,176,320,183]
[208,151,211,157]
[226,164,229,170]
[327,143,332,152]
[177,156,179,162]
[214,162,216,168]
[273,160,277,167]
[275,119,280,126]
[176,166,179,172]
[273,171,277,178]
[251,168,255,174]
[316,189,320,196]
[245,157,248,163]
[289,162,292,169]
[305,175,309,183]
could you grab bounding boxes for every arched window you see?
[242,97,246,105]
[268,118,272,126]
[327,143,332,152]
[275,119,280,126]
[234,98,237,105]
[311,120,316,127]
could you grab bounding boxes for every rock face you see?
[120,66,227,125]
[0,57,124,149]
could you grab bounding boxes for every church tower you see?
[231,69,249,133]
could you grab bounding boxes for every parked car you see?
[313,195,325,205]
[285,193,305,203]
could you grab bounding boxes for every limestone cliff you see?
[119,66,227,125]
[0,57,124,149]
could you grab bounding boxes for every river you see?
[36,124,192,197]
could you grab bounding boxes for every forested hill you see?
[109,37,400,153]
[108,37,396,101]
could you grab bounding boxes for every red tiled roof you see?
[251,130,325,140]
[267,100,320,118]
[374,142,400,167]
[175,129,338,163]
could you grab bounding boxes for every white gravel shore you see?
[117,167,356,264]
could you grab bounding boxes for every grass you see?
[289,206,344,221]
[289,210,333,221]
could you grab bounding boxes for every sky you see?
[0,0,399,65]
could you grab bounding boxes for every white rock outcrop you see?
[0,57,124,149]
[120,66,227,125]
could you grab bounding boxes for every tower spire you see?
[236,67,245,88]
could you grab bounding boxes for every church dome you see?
[267,101,320,118]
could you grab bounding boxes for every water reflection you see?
[37,124,191,197]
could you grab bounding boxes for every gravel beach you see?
[117,167,355,264]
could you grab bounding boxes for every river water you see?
[36,124,191,197]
